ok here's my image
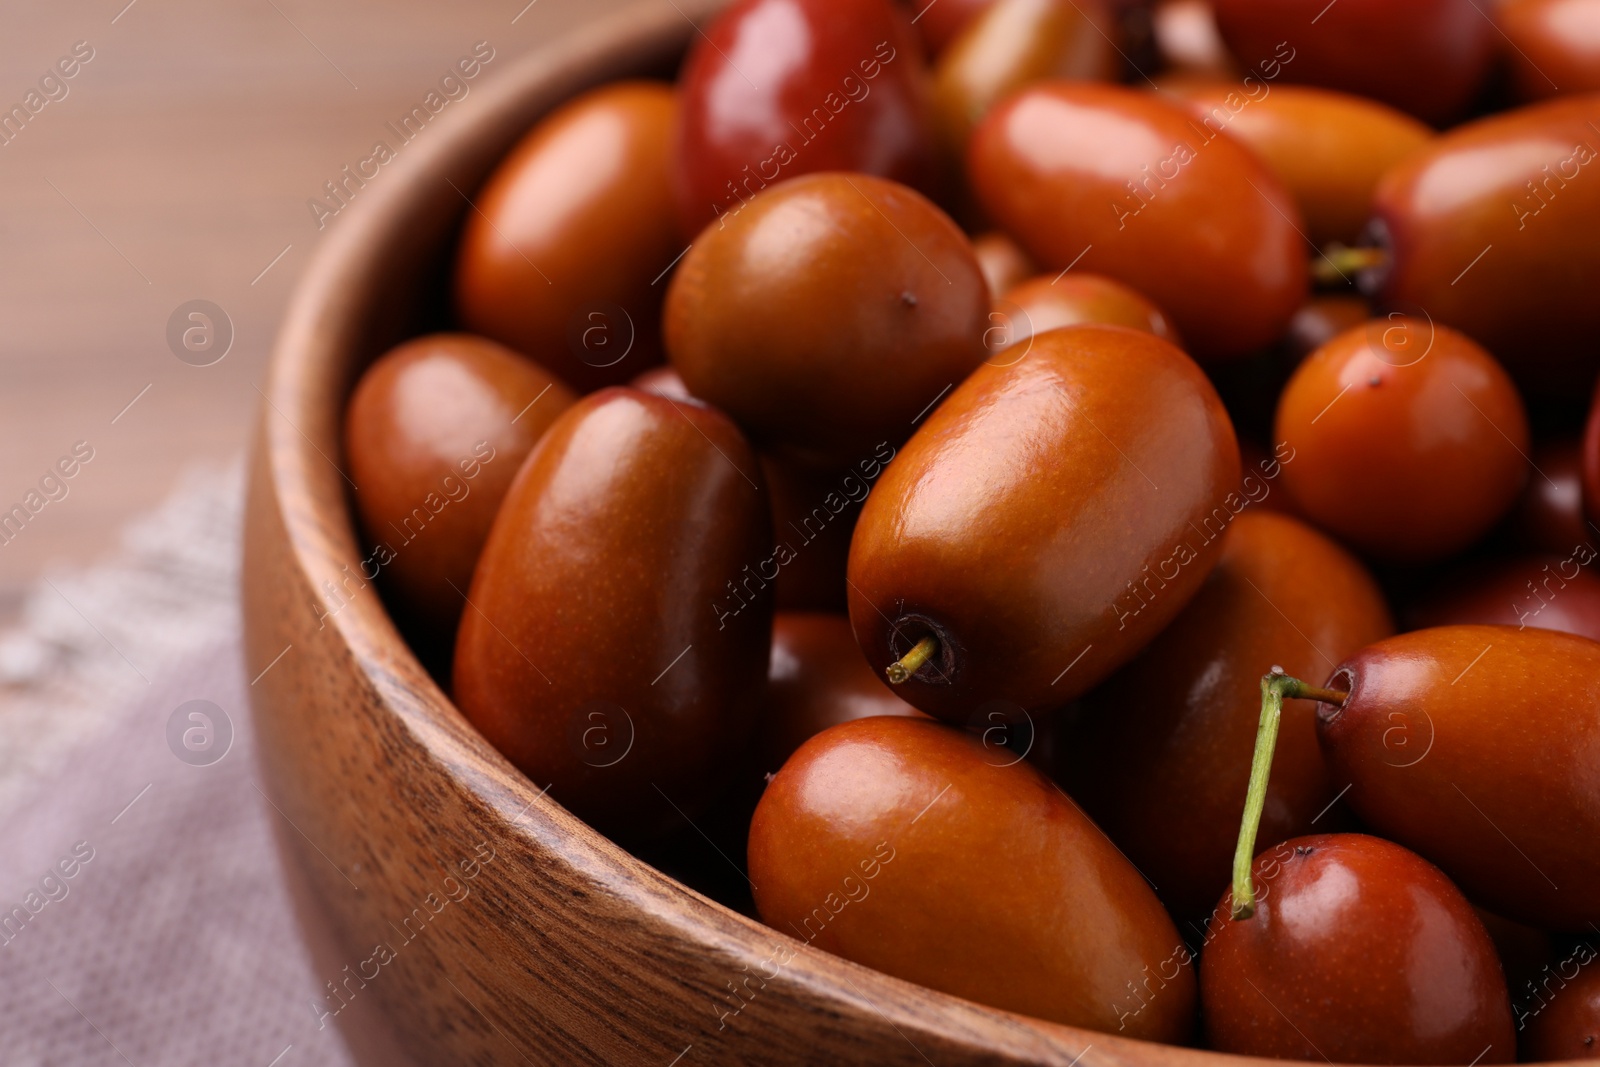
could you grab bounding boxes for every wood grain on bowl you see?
[239,3,1381,1064]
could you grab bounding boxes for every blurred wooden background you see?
[0,0,637,626]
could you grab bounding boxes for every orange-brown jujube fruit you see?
[999,272,1180,350]
[1521,955,1600,1060]
[1275,318,1529,561]
[848,325,1240,721]
[453,388,772,842]
[971,231,1037,297]
[454,81,680,391]
[1317,625,1600,929]
[665,173,989,468]
[1163,83,1431,247]
[1366,94,1600,398]
[749,716,1197,1042]
[1499,0,1600,103]
[968,81,1307,361]
[343,334,576,653]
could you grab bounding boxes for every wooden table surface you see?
[0,0,636,626]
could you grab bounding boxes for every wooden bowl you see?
[242,5,1258,1064]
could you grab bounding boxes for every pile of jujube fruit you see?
[340,0,1600,1060]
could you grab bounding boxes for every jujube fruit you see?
[1521,951,1600,1060]
[453,388,772,841]
[1203,833,1515,1064]
[1411,554,1600,642]
[1163,83,1431,247]
[1315,625,1600,929]
[1275,318,1529,562]
[671,0,935,237]
[759,612,923,769]
[1363,93,1600,399]
[1498,0,1600,103]
[749,715,1197,1041]
[344,333,575,653]
[664,172,988,468]
[999,271,1179,351]
[969,81,1307,361]
[454,82,679,391]
[848,325,1240,721]
[933,0,1119,161]
[1210,0,1495,124]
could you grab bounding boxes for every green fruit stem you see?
[1311,245,1391,287]
[1230,673,1349,921]
[886,635,938,685]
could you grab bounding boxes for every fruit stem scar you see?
[886,635,938,685]
[1230,673,1348,921]
[1310,245,1390,287]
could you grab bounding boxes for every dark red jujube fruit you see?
[671,0,936,237]
[1203,833,1515,1064]
[1210,0,1496,124]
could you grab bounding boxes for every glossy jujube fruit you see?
[1365,94,1600,398]
[1203,834,1515,1064]
[344,334,576,650]
[1276,318,1529,561]
[748,715,1196,1041]
[1211,0,1495,124]
[1163,84,1431,247]
[454,82,679,392]
[1499,0,1600,102]
[933,0,1119,160]
[999,272,1180,350]
[1317,625,1600,929]
[1522,952,1600,1060]
[1411,554,1600,642]
[664,173,988,467]
[759,613,923,769]
[671,0,935,237]
[453,388,773,841]
[969,82,1307,361]
[1062,510,1393,918]
[848,325,1240,721]
[631,364,694,400]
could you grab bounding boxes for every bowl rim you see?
[250,3,1542,1064]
